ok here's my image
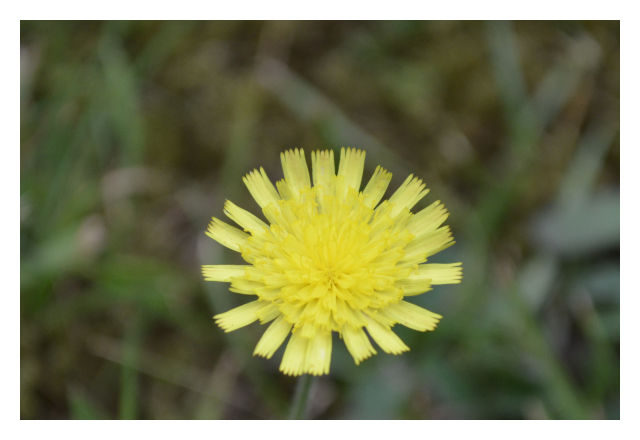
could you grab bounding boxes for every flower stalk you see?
[288,374,315,420]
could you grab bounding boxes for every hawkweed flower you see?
[203,148,462,376]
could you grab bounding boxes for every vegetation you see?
[20,21,619,419]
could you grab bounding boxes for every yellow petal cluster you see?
[203,148,462,376]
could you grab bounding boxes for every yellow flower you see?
[203,148,462,376]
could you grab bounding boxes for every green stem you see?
[288,374,315,420]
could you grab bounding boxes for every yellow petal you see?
[305,330,332,376]
[280,149,311,201]
[365,316,409,355]
[388,175,429,218]
[243,167,281,208]
[395,278,433,296]
[205,217,249,252]
[244,266,270,282]
[362,165,392,208]
[401,226,454,264]
[280,330,309,376]
[229,278,264,295]
[408,263,463,285]
[254,315,292,359]
[201,265,248,282]
[342,324,376,365]
[311,149,335,193]
[276,179,297,201]
[214,300,267,332]
[379,301,441,332]
[406,201,449,238]
[337,147,365,199]
[224,200,269,234]
[255,302,281,324]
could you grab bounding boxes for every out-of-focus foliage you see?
[20,21,619,419]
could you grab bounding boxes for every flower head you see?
[203,148,462,376]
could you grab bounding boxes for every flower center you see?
[243,186,416,333]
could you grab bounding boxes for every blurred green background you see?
[20,21,619,420]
